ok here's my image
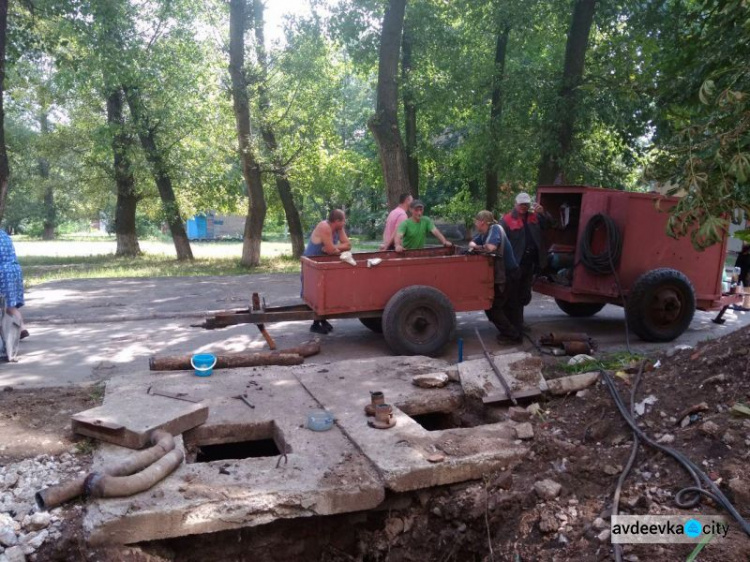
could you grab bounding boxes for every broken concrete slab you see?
[412,372,449,389]
[296,356,527,493]
[458,352,546,403]
[72,391,209,449]
[83,368,384,545]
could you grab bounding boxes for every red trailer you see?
[534,186,740,342]
[204,247,494,356]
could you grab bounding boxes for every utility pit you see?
[83,355,534,545]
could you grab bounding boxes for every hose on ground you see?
[601,369,750,538]
[85,448,184,498]
[35,429,178,510]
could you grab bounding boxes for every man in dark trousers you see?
[469,210,522,344]
[500,192,552,326]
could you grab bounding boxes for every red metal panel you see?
[537,186,729,309]
[302,248,494,316]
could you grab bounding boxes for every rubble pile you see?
[0,453,85,561]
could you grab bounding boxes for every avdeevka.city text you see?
[612,520,729,538]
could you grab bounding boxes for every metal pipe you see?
[35,430,177,510]
[84,448,184,498]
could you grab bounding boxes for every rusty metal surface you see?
[536,186,732,311]
[302,246,494,315]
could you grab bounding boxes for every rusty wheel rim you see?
[648,286,684,327]
[403,305,440,344]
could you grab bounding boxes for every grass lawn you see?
[16,235,383,287]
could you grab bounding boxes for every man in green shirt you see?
[394,200,453,252]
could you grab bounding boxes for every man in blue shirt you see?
[469,210,522,344]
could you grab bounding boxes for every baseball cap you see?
[515,192,532,205]
[410,199,425,209]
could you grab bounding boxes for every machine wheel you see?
[359,317,383,333]
[625,268,696,342]
[382,286,456,356]
[555,299,606,317]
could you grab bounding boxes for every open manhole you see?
[408,411,459,432]
[185,422,289,463]
[195,439,281,462]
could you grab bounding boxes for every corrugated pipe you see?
[35,429,180,510]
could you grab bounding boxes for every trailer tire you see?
[626,268,696,342]
[382,286,456,356]
[555,299,606,317]
[359,317,383,333]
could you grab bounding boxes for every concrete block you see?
[297,356,527,493]
[72,390,209,449]
[83,368,384,545]
[458,353,545,401]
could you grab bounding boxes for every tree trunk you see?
[123,86,193,261]
[252,0,304,259]
[0,0,10,224]
[106,88,141,257]
[537,0,597,186]
[402,23,418,199]
[229,0,266,267]
[38,109,56,240]
[368,0,411,210]
[485,25,510,213]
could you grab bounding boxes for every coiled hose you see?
[579,213,622,274]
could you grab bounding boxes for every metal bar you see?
[147,385,199,403]
[474,328,517,406]
[257,324,277,350]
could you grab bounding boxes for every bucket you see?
[190,353,217,377]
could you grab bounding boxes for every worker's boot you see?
[310,321,328,335]
[321,320,334,332]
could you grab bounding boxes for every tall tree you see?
[401,21,418,198]
[106,87,140,256]
[485,23,510,212]
[0,0,10,224]
[369,0,411,210]
[537,0,597,185]
[123,86,193,260]
[252,0,304,259]
[229,0,266,267]
[38,106,55,239]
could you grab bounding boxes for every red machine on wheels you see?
[534,186,741,342]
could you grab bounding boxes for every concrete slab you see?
[72,391,208,449]
[83,367,385,545]
[458,352,546,402]
[295,356,528,493]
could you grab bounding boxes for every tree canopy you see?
[0,0,745,252]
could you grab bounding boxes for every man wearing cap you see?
[394,200,453,252]
[500,192,552,325]
[469,210,522,343]
[380,193,412,250]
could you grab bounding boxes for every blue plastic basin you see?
[191,353,217,377]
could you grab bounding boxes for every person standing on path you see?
[380,193,412,251]
[500,192,552,326]
[0,231,28,356]
[469,210,522,343]
[302,209,351,334]
[394,200,453,252]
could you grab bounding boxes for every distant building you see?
[186,212,245,240]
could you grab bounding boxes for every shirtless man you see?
[302,209,351,334]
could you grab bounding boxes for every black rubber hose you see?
[579,214,622,275]
[601,369,750,537]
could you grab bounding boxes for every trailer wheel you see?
[382,286,456,356]
[555,299,606,317]
[626,268,696,342]
[359,317,383,333]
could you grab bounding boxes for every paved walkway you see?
[1,274,748,389]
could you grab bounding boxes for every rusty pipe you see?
[84,448,184,498]
[35,430,177,510]
[540,332,591,346]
